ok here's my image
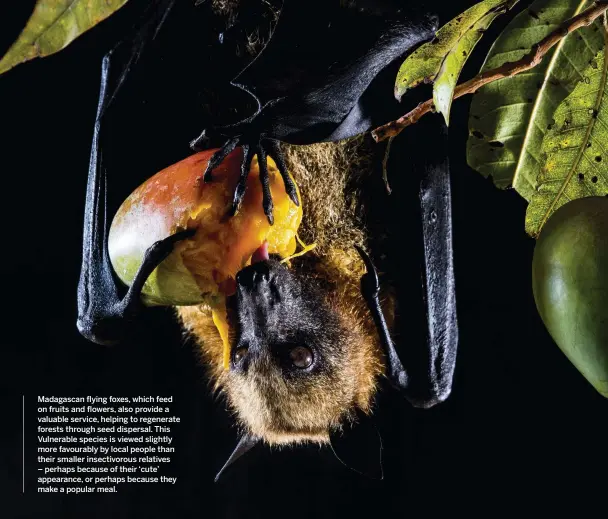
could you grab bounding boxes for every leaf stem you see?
[371,1,608,142]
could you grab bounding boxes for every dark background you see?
[1,1,607,517]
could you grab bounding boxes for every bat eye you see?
[290,346,313,369]
[233,347,248,365]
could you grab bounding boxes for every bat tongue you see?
[251,241,269,263]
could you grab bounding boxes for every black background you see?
[1,1,607,518]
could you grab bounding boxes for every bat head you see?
[222,256,383,445]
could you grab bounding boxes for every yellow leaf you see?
[0,0,130,76]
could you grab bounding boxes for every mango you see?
[532,196,608,397]
[107,148,302,307]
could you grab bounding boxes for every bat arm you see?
[355,246,410,390]
[118,229,196,315]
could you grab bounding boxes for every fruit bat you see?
[76,0,458,479]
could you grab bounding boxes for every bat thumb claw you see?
[190,129,212,151]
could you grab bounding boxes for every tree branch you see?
[371,1,608,143]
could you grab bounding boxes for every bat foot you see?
[200,136,241,183]
[203,135,299,225]
[263,139,299,208]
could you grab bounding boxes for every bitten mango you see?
[108,148,302,307]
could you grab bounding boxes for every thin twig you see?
[382,136,394,194]
[371,1,608,143]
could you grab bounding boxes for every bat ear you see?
[329,409,383,480]
[214,434,261,482]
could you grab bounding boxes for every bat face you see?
[222,258,383,444]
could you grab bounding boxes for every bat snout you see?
[236,261,271,289]
[234,260,285,314]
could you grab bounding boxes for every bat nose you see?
[236,261,271,288]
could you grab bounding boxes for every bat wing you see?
[229,0,438,133]
[229,0,340,104]
[76,0,195,346]
[357,106,458,409]
[191,0,439,221]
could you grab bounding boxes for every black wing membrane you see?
[191,0,439,223]
[231,1,430,110]
[76,0,195,346]
[414,121,458,407]
[378,116,458,408]
[224,0,440,143]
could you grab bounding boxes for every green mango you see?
[532,196,608,397]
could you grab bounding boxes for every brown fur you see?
[177,137,394,446]
[220,297,380,445]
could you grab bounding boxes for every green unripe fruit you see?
[532,196,608,398]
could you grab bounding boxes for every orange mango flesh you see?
[179,153,301,300]
[108,148,303,367]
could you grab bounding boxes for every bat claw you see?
[264,202,274,225]
[264,139,299,207]
[196,134,296,224]
[77,229,195,347]
[354,245,380,298]
[230,192,244,217]
[201,136,241,183]
[189,130,208,151]
[257,144,275,225]
[228,144,254,218]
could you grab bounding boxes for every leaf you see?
[525,44,608,237]
[466,0,605,202]
[395,0,518,125]
[0,0,130,76]
[434,2,518,125]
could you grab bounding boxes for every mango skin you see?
[532,196,608,398]
[108,148,301,307]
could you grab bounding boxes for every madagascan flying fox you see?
[76,0,458,478]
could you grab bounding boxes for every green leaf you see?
[395,0,518,125]
[434,1,518,125]
[0,0,130,76]
[467,0,605,202]
[525,44,608,237]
